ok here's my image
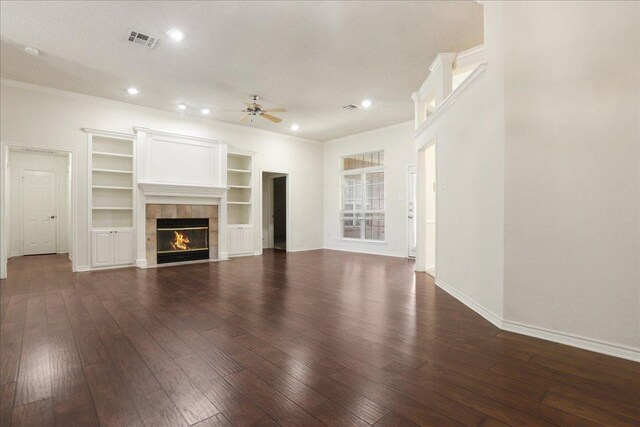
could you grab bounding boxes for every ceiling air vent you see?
[127,30,158,48]
[342,104,360,110]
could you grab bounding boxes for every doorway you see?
[261,172,288,251]
[1,146,73,277]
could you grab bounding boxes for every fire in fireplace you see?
[157,218,209,264]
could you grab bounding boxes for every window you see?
[341,150,385,241]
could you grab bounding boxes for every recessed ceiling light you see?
[291,124,300,131]
[167,29,184,42]
[201,108,210,115]
[177,103,187,110]
[126,87,139,95]
[24,46,39,56]
[361,99,372,108]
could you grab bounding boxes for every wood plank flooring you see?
[1,250,638,426]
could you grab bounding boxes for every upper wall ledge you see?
[412,62,487,146]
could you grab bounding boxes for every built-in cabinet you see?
[85,129,136,268]
[92,229,134,267]
[227,151,254,256]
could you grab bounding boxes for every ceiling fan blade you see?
[260,113,282,123]
[239,114,251,123]
[263,108,287,113]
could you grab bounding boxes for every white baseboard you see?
[322,246,407,258]
[135,258,148,269]
[435,278,503,328]
[288,246,323,253]
[75,265,91,272]
[502,320,640,363]
[435,278,640,363]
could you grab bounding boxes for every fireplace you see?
[156,218,209,264]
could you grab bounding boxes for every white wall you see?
[501,1,640,350]
[8,150,70,256]
[0,80,324,270]
[323,121,415,258]
[424,144,436,270]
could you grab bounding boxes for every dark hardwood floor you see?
[1,250,639,426]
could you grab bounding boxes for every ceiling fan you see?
[218,95,287,123]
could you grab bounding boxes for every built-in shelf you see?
[228,201,251,205]
[92,185,133,190]
[92,207,134,210]
[228,185,251,189]
[88,131,136,240]
[228,168,251,174]
[227,151,254,231]
[92,151,134,158]
[92,168,133,174]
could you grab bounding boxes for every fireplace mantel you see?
[138,182,227,198]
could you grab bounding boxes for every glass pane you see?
[342,150,384,170]
[342,174,362,211]
[364,213,385,241]
[365,171,384,210]
[342,213,362,239]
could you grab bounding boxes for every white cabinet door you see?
[113,229,134,265]
[92,230,113,267]
[240,227,253,253]
[228,227,239,254]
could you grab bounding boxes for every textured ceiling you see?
[0,1,483,141]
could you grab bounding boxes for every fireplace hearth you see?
[157,218,209,264]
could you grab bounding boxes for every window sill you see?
[339,238,387,245]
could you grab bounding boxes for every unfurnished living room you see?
[0,1,639,426]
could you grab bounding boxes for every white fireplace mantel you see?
[138,182,227,198]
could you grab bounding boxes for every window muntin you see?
[340,150,385,241]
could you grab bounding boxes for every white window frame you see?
[340,152,385,242]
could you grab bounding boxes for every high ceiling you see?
[0,1,483,141]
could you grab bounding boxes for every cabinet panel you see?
[240,227,253,253]
[92,230,113,267]
[228,225,252,256]
[113,230,134,265]
[228,227,239,254]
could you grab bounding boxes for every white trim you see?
[338,238,386,245]
[288,247,323,253]
[322,246,407,259]
[413,63,487,149]
[502,320,640,363]
[138,182,227,198]
[81,128,135,140]
[133,126,229,146]
[435,278,503,329]
[434,277,640,363]
[75,265,91,272]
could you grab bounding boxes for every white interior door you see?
[22,170,57,255]
[407,166,417,258]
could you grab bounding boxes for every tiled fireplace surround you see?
[145,204,219,266]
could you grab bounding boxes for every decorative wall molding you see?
[413,63,487,148]
[138,182,227,198]
[435,278,640,362]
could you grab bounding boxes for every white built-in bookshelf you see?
[90,134,135,228]
[227,152,253,225]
